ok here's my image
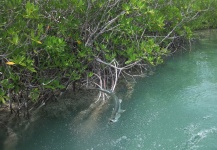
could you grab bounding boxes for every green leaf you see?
[1,79,14,89]
[88,72,94,77]
[24,2,39,19]
[30,88,40,102]
[27,66,37,73]
[122,4,130,11]
[57,84,65,89]
[12,34,19,45]
[125,60,132,65]
[0,97,6,104]
[0,90,9,104]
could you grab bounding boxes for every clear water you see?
[16,30,217,150]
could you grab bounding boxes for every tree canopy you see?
[0,0,216,117]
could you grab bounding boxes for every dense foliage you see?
[0,0,216,117]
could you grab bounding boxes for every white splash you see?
[181,127,217,150]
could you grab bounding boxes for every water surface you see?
[17,30,217,150]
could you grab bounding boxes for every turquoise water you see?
[16,30,217,150]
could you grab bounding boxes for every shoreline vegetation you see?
[1,0,217,149]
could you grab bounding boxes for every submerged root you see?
[3,127,18,150]
[70,99,109,137]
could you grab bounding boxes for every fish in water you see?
[93,88,125,123]
[109,99,125,123]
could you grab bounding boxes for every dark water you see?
[15,30,217,150]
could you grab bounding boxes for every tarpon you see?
[109,99,125,123]
[93,88,125,123]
